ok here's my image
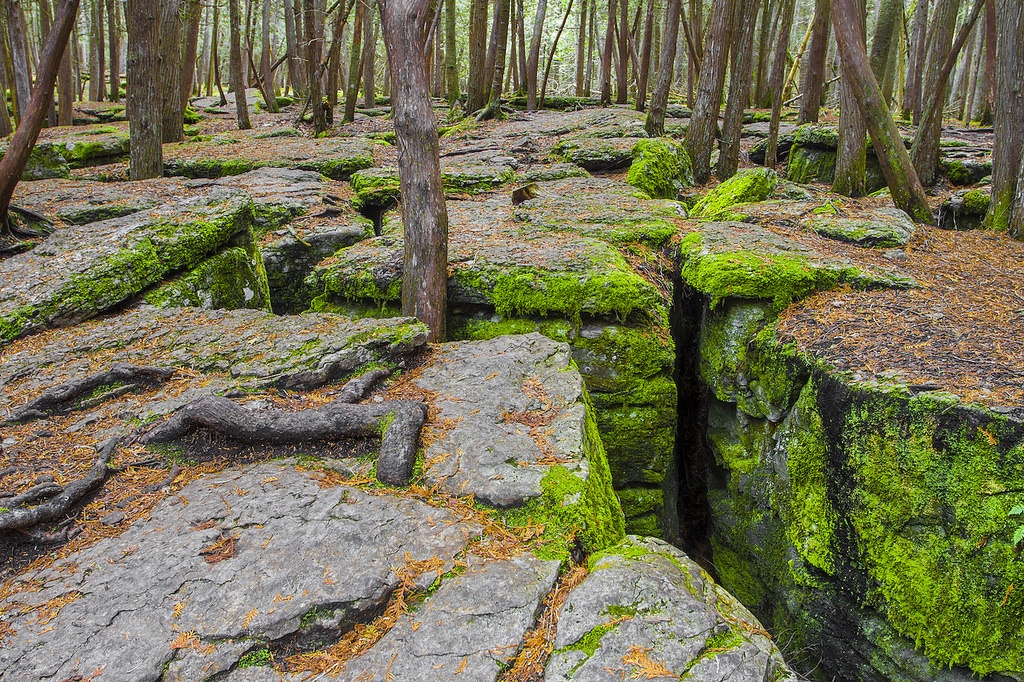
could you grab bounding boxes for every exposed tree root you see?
[0,438,118,533]
[9,363,177,423]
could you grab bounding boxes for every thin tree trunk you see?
[797,0,830,124]
[831,0,932,223]
[686,0,734,183]
[364,3,378,107]
[466,0,488,112]
[0,0,80,233]
[107,0,121,101]
[868,0,901,104]
[635,0,654,109]
[576,0,587,96]
[180,0,202,112]
[516,0,527,93]
[765,0,795,168]
[479,0,510,118]
[57,0,75,124]
[39,0,58,126]
[963,17,984,122]
[902,0,929,121]
[212,0,228,104]
[444,0,457,102]
[377,0,448,341]
[231,0,252,129]
[911,0,962,185]
[304,0,325,132]
[540,0,573,106]
[985,0,1023,233]
[126,0,161,180]
[285,0,304,96]
[643,0,675,135]
[717,0,761,179]
[343,0,363,122]
[600,0,616,104]
[978,0,995,123]
[834,0,867,197]
[526,0,546,109]
[8,0,33,122]
[585,0,595,96]
[159,0,183,142]
[259,0,278,112]
[89,0,104,102]
[615,0,628,103]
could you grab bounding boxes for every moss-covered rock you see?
[552,137,638,171]
[0,142,71,180]
[689,168,778,220]
[940,158,991,186]
[806,206,917,248]
[626,138,694,199]
[143,242,272,312]
[938,188,991,230]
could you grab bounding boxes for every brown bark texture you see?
[797,0,830,124]
[717,0,761,179]
[834,0,866,197]
[378,0,449,342]
[686,0,734,183]
[126,0,161,179]
[830,0,933,224]
[911,0,962,185]
[159,0,184,142]
[644,0,679,136]
[987,0,1024,233]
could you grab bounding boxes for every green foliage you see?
[237,648,272,668]
[1010,504,1024,548]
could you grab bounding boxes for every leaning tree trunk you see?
[644,0,680,136]
[378,0,449,341]
[717,0,761,180]
[986,0,1024,234]
[539,0,573,106]
[834,0,867,197]
[911,0,962,185]
[230,0,252,129]
[126,0,161,179]
[0,0,81,232]
[830,0,932,224]
[797,0,830,124]
[686,0,735,184]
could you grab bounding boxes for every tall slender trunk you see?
[285,0,303,96]
[635,0,654,109]
[444,0,457,102]
[902,0,929,121]
[304,0,325,132]
[364,3,378,107]
[7,0,33,122]
[486,0,511,112]
[38,0,57,126]
[911,0,962,185]
[89,0,105,102]
[978,0,995,123]
[686,0,734,183]
[797,0,830,123]
[753,0,776,107]
[180,0,202,112]
[107,0,121,101]
[576,0,588,96]
[615,0,629,103]
[831,0,932,223]
[526,0,547,109]
[868,0,901,106]
[600,0,616,104]
[717,0,761,179]
[343,0,364,122]
[57,0,75,123]
[231,0,252,129]
[377,0,448,341]
[765,0,795,168]
[585,0,595,96]
[984,0,1023,233]
[466,0,488,112]
[259,0,277,111]
[834,0,867,197]
[126,0,161,179]
[539,0,573,106]
[159,0,183,142]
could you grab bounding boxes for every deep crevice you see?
[671,277,713,572]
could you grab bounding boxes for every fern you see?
[1010,504,1024,548]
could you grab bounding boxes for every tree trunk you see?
[89,0,104,102]
[212,0,228,104]
[304,0,325,133]
[910,0,961,185]
[466,0,488,112]
[285,0,304,96]
[615,0,628,103]
[539,0,573,106]
[231,0,252,129]
[635,0,654,109]
[765,0,795,168]
[975,0,995,123]
[39,0,58,126]
[868,0,901,105]
[797,0,830,124]
[180,0,202,112]
[834,0,867,197]
[752,0,776,107]
[7,0,33,122]
[0,0,81,232]
[364,2,378,107]
[479,0,510,118]
[343,0,364,122]
[258,0,278,112]
[445,0,457,102]
[643,0,675,135]
[902,0,928,121]
[986,0,1024,234]
[600,0,616,104]
[830,0,932,224]
[717,0,761,179]
[686,0,734,183]
[106,0,121,101]
[526,0,546,109]
[158,0,183,142]
[57,0,75,123]
[325,0,346,112]
[377,0,449,341]
[126,0,161,179]
[576,0,587,96]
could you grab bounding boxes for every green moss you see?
[299,154,374,180]
[182,106,201,124]
[143,244,272,312]
[689,168,778,219]
[709,539,768,608]
[626,138,691,199]
[165,157,256,179]
[237,648,272,668]
[350,168,401,210]
[253,127,301,139]
[500,392,625,562]
[961,189,991,215]
[679,232,838,310]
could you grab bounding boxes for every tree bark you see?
[909,0,960,184]
[830,0,933,224]
[686,0,734,184]
[615,0,628,103]
[479,0,510,118]
[343,0,365,122]
[765,0,795,168]
[867,0,901,105]
[126,0,161,180]
[39,0,58,126]
[7,0,33,123]
[159,0,184,141]
[231,0,252,129]
[912,0,984,185]
[364,2,378,107]
[89,0,105,102]
[635,0,654,109]
[600,0,615,104]
[466,0,488,112]
[902,0,929,121]
[285,0,305,95]
[180,0,202,112]
[445,0,458,102]
[717,0,761,180]
[107,0,121,101]
[797,0,830,124]
[834,0,867,197]
[575,0,588,96]
[378,0,449,341]
[526,0,546,109]
[57,0,75,123]
[0,0,81,230]
[259,0,278,112]
[986,0,1024,234]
